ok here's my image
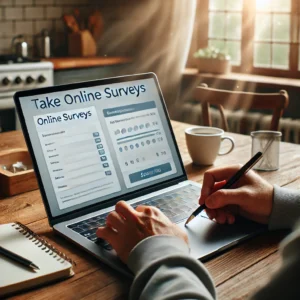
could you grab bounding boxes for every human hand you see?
[96,201,188,263]
[199,165,274,225]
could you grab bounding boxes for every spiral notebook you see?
[0,222,75,297]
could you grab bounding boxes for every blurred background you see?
[1,0,300,143]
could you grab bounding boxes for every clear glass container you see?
[251,130,282,171]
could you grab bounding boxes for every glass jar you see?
[251,131,282,171]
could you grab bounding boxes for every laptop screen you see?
[15,74,186,220]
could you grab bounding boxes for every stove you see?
[0,55,53,131]
[0,55,41,65]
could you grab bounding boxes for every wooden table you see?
[1,120,300,300]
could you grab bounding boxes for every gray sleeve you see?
[268,185,300,230]
[127,185,300,300]
[128,235,216,300]
[251,220,300,300]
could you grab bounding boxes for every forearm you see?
[269,185,300,230]
[128,235,216,300]
[126,185,300,300]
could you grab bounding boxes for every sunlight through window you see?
[254,0,291,69]
[208,0,243,66]
[202,0,299,76]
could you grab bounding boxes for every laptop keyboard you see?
[67,184,202,249]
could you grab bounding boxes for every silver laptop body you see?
[14,73,265,277]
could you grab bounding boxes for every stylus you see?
[185,151,263,226]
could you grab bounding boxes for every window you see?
[208,0,242,66]
[254,0,291,69]
[197,0,300,78]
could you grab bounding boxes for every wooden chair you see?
[193,84,289,132]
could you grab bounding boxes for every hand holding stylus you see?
[197,159,274,226]
[186,152,263,226]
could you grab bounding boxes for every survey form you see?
[33,106,121,210]
[103,101,177,188]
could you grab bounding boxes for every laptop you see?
[14,73,265,277]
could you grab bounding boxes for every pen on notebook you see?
[185,151,263,226]
[0,245,40,270]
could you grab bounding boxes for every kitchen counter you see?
[46,56,133,86]
[42,56,132,71]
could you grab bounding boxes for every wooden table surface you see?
[1,120,300,300]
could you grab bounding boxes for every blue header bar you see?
[103,101,156,117]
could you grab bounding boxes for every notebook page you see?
[0,223,72,288]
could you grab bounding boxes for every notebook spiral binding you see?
[12,222,76,266]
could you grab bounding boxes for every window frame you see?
[196,0,300,78]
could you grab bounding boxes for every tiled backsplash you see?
[0,0,94,55]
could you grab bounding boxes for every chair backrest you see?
[193,84,289,132]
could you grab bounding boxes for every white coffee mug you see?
[185,126,235,165]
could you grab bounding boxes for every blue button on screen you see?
[129,163,172,183]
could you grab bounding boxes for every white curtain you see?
[98,0,197,117]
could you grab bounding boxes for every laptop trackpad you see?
[179,215,266,260]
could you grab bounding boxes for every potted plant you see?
[193,46,231,74]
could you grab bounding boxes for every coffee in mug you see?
[185,126,235,165]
